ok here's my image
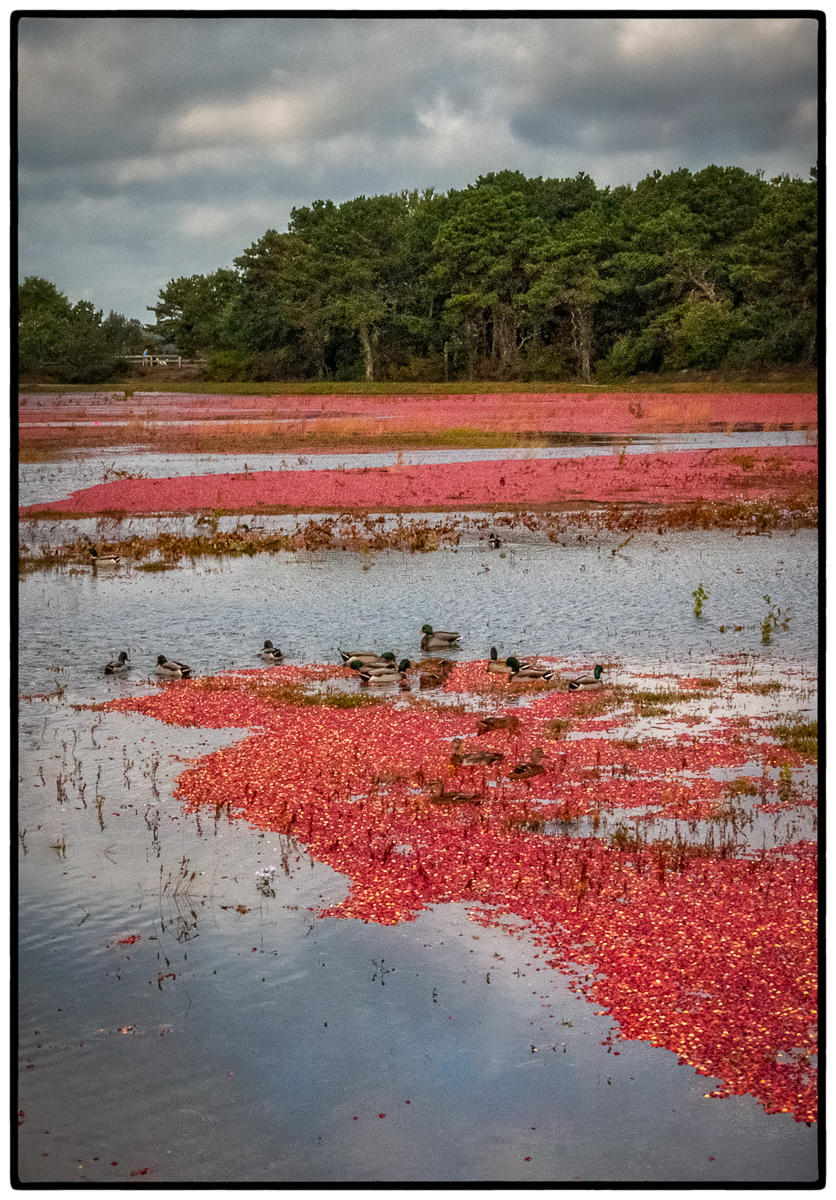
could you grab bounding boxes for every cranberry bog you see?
[16,389,820,1185]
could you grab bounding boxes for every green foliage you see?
[761,594,791,644]
[777,762,795,803]
[772,718,817,758]
[20,165,818,384]
[692,583,709,617]
[18,276,147,382]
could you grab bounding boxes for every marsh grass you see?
[724,778,760,797]
[18,495,818,575]
[18,372,818,396]
[544,718,573,739]
[772,717,817,758]
[191,674,386,710]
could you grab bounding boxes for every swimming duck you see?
[104,651,130,675]
[259,640,284,663]
[348,654,398,675]
[476,714,520,735]
[510,747,547,780]
[508,657,556,681]
[449,737,504,768]
[156,655,193,679]
[357,659,411,685]
[340,649,395,665]
[89,546,121,568]
[486,647,530,674]
[428,781,482,805]
[568,665,604,691]
[421,625,461,651]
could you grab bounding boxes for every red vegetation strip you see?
[99,662,817,1123]
[18,390,817,432]
[20,447,818,517]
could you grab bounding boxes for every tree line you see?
[20,165,817,384]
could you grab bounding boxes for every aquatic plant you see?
[773,717,817,758]
[97,658,817,1124]
[686,583,705,619]
[761,595,791,644]
[20,447,818,520]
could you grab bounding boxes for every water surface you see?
[17,530,819,1184]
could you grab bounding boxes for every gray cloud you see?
[16,14,819,320]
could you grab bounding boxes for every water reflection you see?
[17,519,819,1183]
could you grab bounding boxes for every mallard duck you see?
[488,533,501,549]
[259,640,284,663]
[510,747,547,780]
[568,664,604,691]
[340,649,395,665]
[358,659,411,685]
[104,651,130,675]
[449,737,504,768]
[508,657,556,681]
[89,546,120,568]
[476,714,520,735]
[348,653,398,675]
[428,780,482,805]
[421,625,461,651]
[486,646,530,674]
[156,654,192,679]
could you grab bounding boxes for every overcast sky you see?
[16,13,820,322]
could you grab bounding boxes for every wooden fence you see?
[125,355,207,368]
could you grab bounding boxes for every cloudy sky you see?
[17,13,820,322]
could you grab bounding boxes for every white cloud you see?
[16,14,819,319]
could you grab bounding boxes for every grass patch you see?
[772,717,817,757]
[724,778,760,797]
[18,370,818,396]
[630,688,712,716]
[573,684,632,717]
[544,717,573,739]
[739,680,783,694]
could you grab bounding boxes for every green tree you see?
[526,207,621,381]
[18,276,146,381]
[148,269,239,356]
[432,185,545,376]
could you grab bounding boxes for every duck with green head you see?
[357,658,411,685]
[89,545,121,568]
[508,657,556,681]
[421,625,461,651]
[156,655,193,679]
[486,647,530,674]
[568,665,604,691]
[347,652,397,674]
[340,648,393,665]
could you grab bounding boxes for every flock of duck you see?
[102,624,605,807]
[104,623,605,692]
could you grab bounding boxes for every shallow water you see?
[17,530,819,1184]
[18,529,817,697]
[17,430,812,506]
